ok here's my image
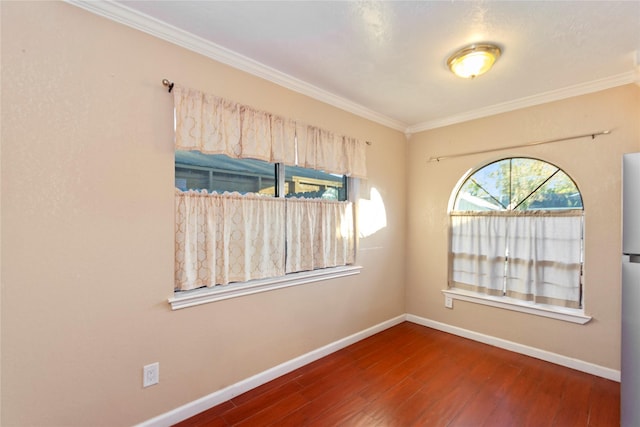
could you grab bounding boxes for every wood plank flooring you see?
[174,322,619,426]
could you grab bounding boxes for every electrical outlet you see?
[143,362,159,388]
[444,295,453,309]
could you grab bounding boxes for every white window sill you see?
[442,289,592,324]
[169,266,362,310]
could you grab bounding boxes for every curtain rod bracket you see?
[162,79,174,93]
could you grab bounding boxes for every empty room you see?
[2,1,639,426]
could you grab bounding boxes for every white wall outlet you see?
[143,362,159,388]
[444,295,453,309]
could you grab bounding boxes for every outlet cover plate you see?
[143,362,159,387]
[445,295,453,309]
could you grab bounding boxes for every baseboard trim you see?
[405,314,620,382]
[135,314,406,427]
[138,312,619,426]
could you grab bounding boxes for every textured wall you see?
[406,83,640,370]
[0,2,406,425]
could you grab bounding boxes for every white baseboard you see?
[138,312,619,426]
[405,314,621,382]
[135,314,406,427]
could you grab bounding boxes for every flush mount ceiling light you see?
[447,43,502,79]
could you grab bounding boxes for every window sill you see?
[169,266,362,310]
[441,289,592,324]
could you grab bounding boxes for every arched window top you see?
[453,158,583,212]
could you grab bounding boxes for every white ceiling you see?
[76,1,640,133]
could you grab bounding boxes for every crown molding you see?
[66,1,637,136]
[65,0,407,132]
[406,71,638,134]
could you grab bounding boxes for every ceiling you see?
[77,1,639,133]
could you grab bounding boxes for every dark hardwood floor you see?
[174,322,619,426]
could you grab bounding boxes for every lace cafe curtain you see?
[173,86,364,291]
[285,198,355,274]
[175,190,286,291]
[175,191,355,291]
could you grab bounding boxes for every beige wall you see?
[406,84,640,370]
[2,1,639,426]
[0,2,406,426]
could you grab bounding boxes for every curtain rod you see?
[161,79,373,146]
[427,130,611,162]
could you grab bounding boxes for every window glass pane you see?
[517,170,583,210]
[454,157,582,212]
[284,164,346,201]
[175,167,209,192]
[456,179,504,211]
[465,160,509,209]
[175,151,276,195]
[509,158,558,209]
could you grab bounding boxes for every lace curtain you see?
[175,190,355,291]
[285,198,354,273]
[175,190,286,290]
[173,85,367,178]
[450,211,583,308]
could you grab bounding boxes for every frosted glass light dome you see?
[447,44,501,79]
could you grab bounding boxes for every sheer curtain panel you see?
[450,213,507,295]
[505,212,583,308]
[450,211,583,307]
[285,198,355,273]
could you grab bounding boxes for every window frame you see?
[445,157,592,324]
[170,265,362,310]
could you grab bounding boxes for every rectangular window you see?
[174,150,355,292]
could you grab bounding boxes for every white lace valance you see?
[173,85,367,178]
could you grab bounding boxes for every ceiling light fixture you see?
[447,43,502,79]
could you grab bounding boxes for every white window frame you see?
[441,288,591,324]
[170,265,362,310]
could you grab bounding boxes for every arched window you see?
[449,158,584,309]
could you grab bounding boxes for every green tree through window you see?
[455,158,582,212]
